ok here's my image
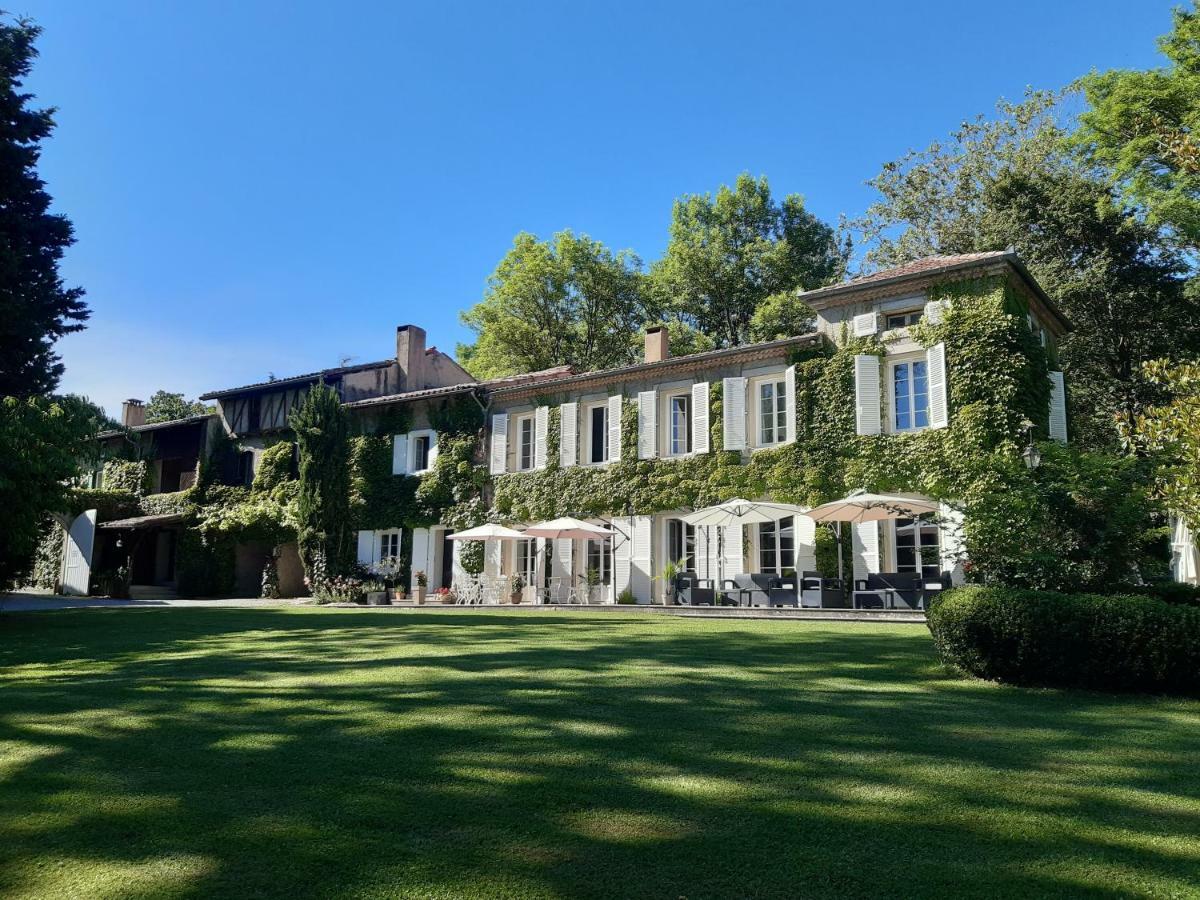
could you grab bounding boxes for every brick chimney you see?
[396,324,427,389]
[121,398,146,428]
[644,326,669,364]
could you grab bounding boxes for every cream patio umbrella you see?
[802,489,942,582]
[521,517,615,540]
[683,498,809,592]
[446,523,527,540]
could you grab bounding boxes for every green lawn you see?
[1,609,1198,899]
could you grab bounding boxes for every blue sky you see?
[24,1,1174,417]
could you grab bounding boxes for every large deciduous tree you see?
[853,91,1200,448]
[0,17,88,397]
[144,390,211,424]
[0,394,104,585]
[1127,360,1200,531]
[1075,4,1200,251]
[457,231,651,379]
[289,383,352,583]
[650,174,847,348]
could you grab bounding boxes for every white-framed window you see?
[585,402,609,465]
[666,518,696,571]
[757,378,788,446]
[758,516,796,576]
[515,414,535,471]
[667,393,692,456]
[378,529,401,562]
[885,310,923,330]
[585,538,611,585]
[893,516,940,579]
[408,429,436,474]
[515,539,537,584]
[891,358,929,432]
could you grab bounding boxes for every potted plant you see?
[365,577,389,606]
[372,556,401,603]
[585,567,601,604]
[508,573,524,604]
[658,560,681,605]
[413,569,428,604]
[436,586,455,604]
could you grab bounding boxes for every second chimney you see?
[396,324,427,389]
[122,398,146,428]
[644,326,669,364]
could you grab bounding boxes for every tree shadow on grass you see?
[0,608,1198,899]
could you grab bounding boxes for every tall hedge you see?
[927,586,1200,695]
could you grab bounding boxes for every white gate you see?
[61,509,97,596]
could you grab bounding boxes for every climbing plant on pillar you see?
[290,382,353,582]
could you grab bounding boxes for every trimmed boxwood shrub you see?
[927,586,1200,695]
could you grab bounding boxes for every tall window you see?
[758,516,796,575]
[669,394,692,456]
[892,360,929,432]
[585,538,611,585]
[759,379,787,445]
[517,416,534,470]
[667,519,696,571]
[894,516,940,579]
[378,530,400,561]
[589,404,609,464]
[412,434,431,472]
[515,539,537,584]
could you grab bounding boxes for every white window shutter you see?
[392,434,409,475]
[924,300,947,325]
[784,364,797,444]
[631,516,652,603]
[613,519,631,596]
[410,528,430,589]
[553,539,573,597]
[852,521,879,580]
[723,524,744,579]
[722,377,747,451]
[559,402,577,467]
[356,530,375,566]
[607,395,622,462]
[637,390,657,460]
[938,503,966,585]
[425,432,439,471]
[853,312,879,337]
[534,406,549,469]
[927,342,949,430]
[490,414,508,475]
[1048,371,1068,443]
[793,516,818,574]
[691,382,709,454]
[484,541,501,577]
[853,355,882,436]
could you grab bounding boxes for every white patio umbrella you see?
[521,517,615,540]
[683,498,809,591]
[802,489,941,581]
[446,523,527,540]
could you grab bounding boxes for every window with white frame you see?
[515,415,535,471]
[667,393,692,456]
[757,378,788,446]
[758,517,796,575]
[893,516,940,579]
[515,539,537,585]
[891,358,929,432]
[666,518,696,571]
[586,403,609,464]
[585,538,611,585]
[410,431,435,474]
[885,310,923,330]
[378,530,401,562]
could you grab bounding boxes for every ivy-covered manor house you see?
[38,251,1076,603]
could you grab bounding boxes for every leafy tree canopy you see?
[145,390,211,424]
[650,173,847,348]
[1126,360,1200,531]
[457,230,651,379]
[1075,4,1200,250]
[0,17,87,397]
[0,394,102,585]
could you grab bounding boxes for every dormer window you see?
[885,310,923,330]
